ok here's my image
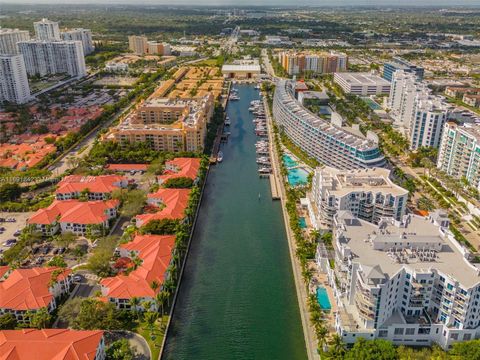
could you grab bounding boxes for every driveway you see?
[106,330,151,360]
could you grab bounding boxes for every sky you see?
[1,0,480,5]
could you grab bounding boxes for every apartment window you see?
[405,328,415,335]
[464,334,472,341]
[378,330,388,338]
[394,328,404,335]
[450,333,459,340]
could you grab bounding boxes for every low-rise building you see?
[317,211,480,350]
[55,175,128,200]
[136,188,190,227]
[158,157,201,184]
[463,94,480,108]
[307,166,408,228]
[28,199,119,236]
[0,329,105,360]
[334,72,391,96]
[445,87,480,99]
[100,234,174,311]
[105,61,128,72]
[221,62,261,79]
[0,267,71,323]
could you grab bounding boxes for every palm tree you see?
[316,326,328,352]
[129,297,140,320]
[150,280,159,293]
[144,311,158,333]
[328,334,346,358]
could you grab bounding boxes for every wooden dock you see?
[269,174,281,200]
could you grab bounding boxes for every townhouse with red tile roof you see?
[100,234,175,311]
[55,175,128,201]
[0,136,57,170]
[135,188,190,227]
[28,199,119,236]
[157,157,201,185]
[0,267,72,323]
[0,329,105,360]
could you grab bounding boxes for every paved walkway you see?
[264,95,320,360]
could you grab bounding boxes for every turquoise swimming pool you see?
[282,154,309,186]
[299,217,307,229]
[316,287,332,311]
[362,97,381,110]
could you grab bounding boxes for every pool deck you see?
[310,270,337,332]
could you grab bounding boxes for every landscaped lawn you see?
[133,315,169,359]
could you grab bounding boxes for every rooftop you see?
[158,157,201,183]
[335,72,391,86]
[137,188,190,226]
[101,234,174,299]
[56,175,125,195]
[316,166,408,197]
[0,329,103,360]
[335,211,480,288]
[0,267,71,311]
[28,199,119,225]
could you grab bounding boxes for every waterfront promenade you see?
[162,84,306,359]
[264,95,320,360]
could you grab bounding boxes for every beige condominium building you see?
[128,35,148,55]
[106,94,214,153]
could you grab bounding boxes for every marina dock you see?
[269,174,280,200]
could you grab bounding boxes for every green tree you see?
[47,255,67,268]
[0,183,21,202]
[163,177,194,189]
[106,339,136,360]
[112,189,147,218]
[74,299,121,330]
[57,298,83,327]
[30,308,51,329]
[0,313,17,330]
[449,339,480,359]
[344,338,398,360]
[139,219,179,235]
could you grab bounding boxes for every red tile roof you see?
[0,267,71,311]
[106,164,148,172]
[101,235,175,299]
[28,200,119,225]
[158,157,200,183]
[136,189,190,226]
[0,329,103,360]
[56,175,126,195]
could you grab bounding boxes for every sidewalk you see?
[264,95,320,360]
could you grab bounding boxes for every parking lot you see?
[0,212,33,254]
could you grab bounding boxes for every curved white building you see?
[273,80,385,169]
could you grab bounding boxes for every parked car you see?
[58,247,66,254]
[73,275,83,282]
[4,239,17,247]
[0,227,6,231]
[13,230,21,237]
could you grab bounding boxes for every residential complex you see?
[128,35,148,55]
[28,199,119,236]
[383,57,424,82]
[147,41,171,55]
[61,28,95,55]
[158,157,201,184]
[317,210,480,350]
[107,94,214,153]
[306,166,408,228]
[0,28,30,55]
[437,122,480,190]
[0,266,72,323]
[100,234,175,310]
[136,188,190,227]
[0,55,31,104]
[389,71,449,150]
[33,18,60,41]
[55,175,128,200]
[333,72,391,96]
[18,40,87,78]
[277,51,348,75]
[273,79,385,169]
[0,329,105,360]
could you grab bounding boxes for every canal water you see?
[162,84,307,360]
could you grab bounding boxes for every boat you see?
[225,119,231,126]
[217,151,224,162]
[258,167,272,174]
[255,84,260,90]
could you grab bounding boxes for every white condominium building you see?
[437,122,480,190]
[34,18,60,41]
[18,40,86,78]
[317,210,480,350]
[273,80,385,169]
[409,95,449,150]
[388,70,450,150]
[61,28,94,55]
[307,166,408,228]
[0,55,31,104]
[334,72,391,96]
[388,71,429,129]
[0,28,30,55]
